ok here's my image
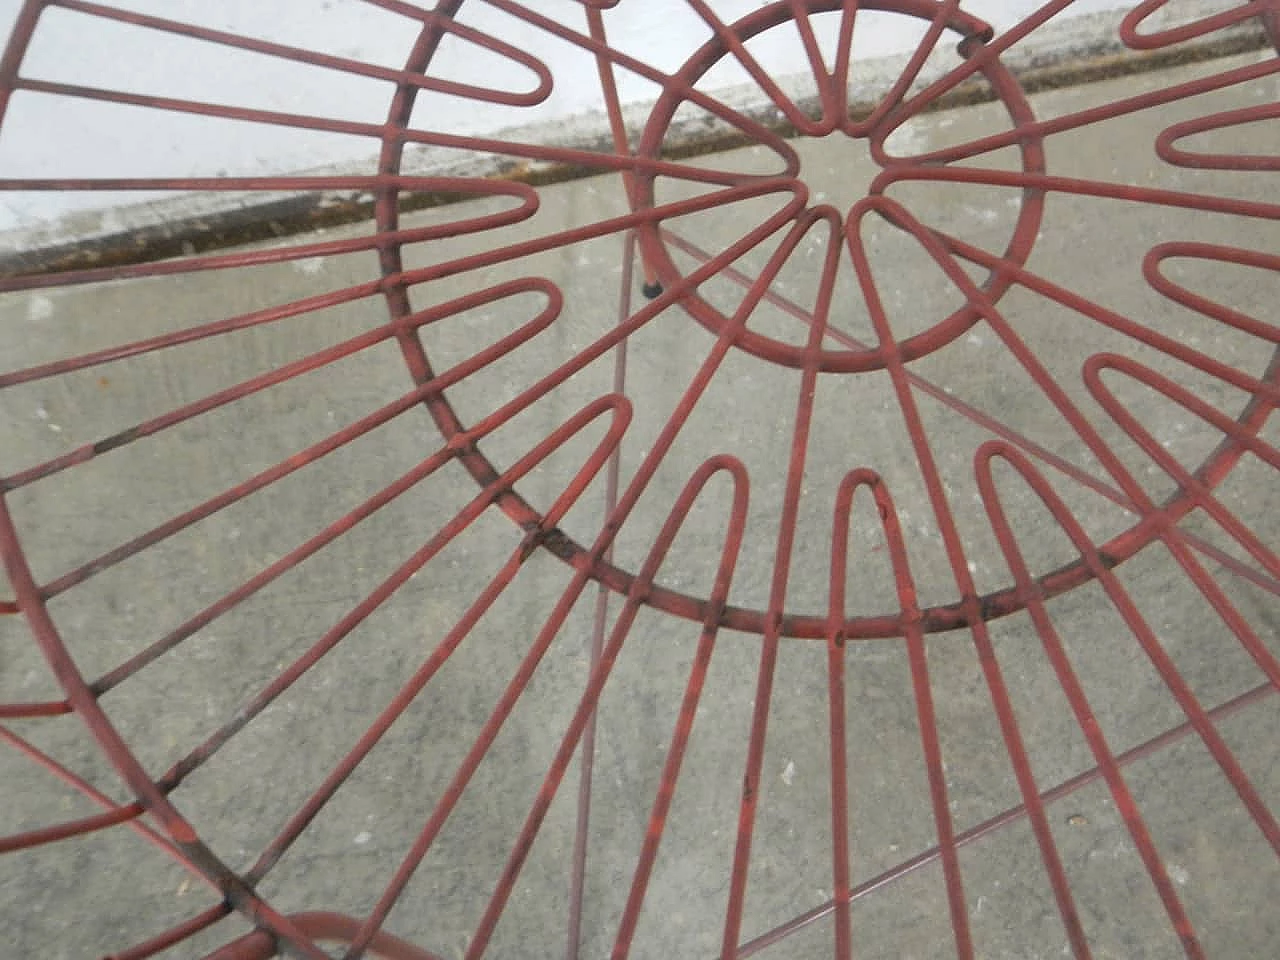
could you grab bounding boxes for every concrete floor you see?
[2,51,1278,959]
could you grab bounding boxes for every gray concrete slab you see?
[2,51,1278,960]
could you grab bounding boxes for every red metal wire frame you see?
[1,180,801,606]
[465,455,749,960]
[174,390,630,807]
[1119,0,1275,50]
[658,226,1280,600]
[569,12,643,954]
[609,468,747,960]
[73,291,553,692]
[1157,102,1280,170]
[813,469,1277,960]
[0,173,804,959]
[1,387,634,960]
[717,206,847,960]
[476,0,801,171]
[875,55,1280,167]
[49,0,553,106]
[80,187,792,958]
[1085,355,1279,585]
[426,3,1279,642]
[0,188,797,500]
[0,173,789,297]
[205,912,448,960]
[826,475,1094,958]
[871,165,1280,222]
[1,0,1269,634]
[0,0,1254,757]
[881,195,1278,787]
[106,907,241,960]
[635,0,1044,376]
[852,194,1280,690]
[0,722,143,854]
[976,445,1208,960]
[824,472,971,960]
[1,495,334,960]
[909,227,1280,568]
[672,207,1278,951]
[849,186,1275,958]
[1144,243,1280,341]
[0,1,1274,960]
[339,205,839,960]
[0,1,801,204]
[737,683,1276,956]
[825,486,855,960]
[0,722,240,960]
[873,0,1085,133]
[836,467,1098,959]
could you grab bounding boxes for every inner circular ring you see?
[633,0,1047,373]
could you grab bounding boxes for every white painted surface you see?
[0,0,1199,234]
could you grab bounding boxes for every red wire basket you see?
[1,1,1277,958]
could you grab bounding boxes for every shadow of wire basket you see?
[1,1,1278,957]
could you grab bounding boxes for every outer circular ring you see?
[378,0,1276,643]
